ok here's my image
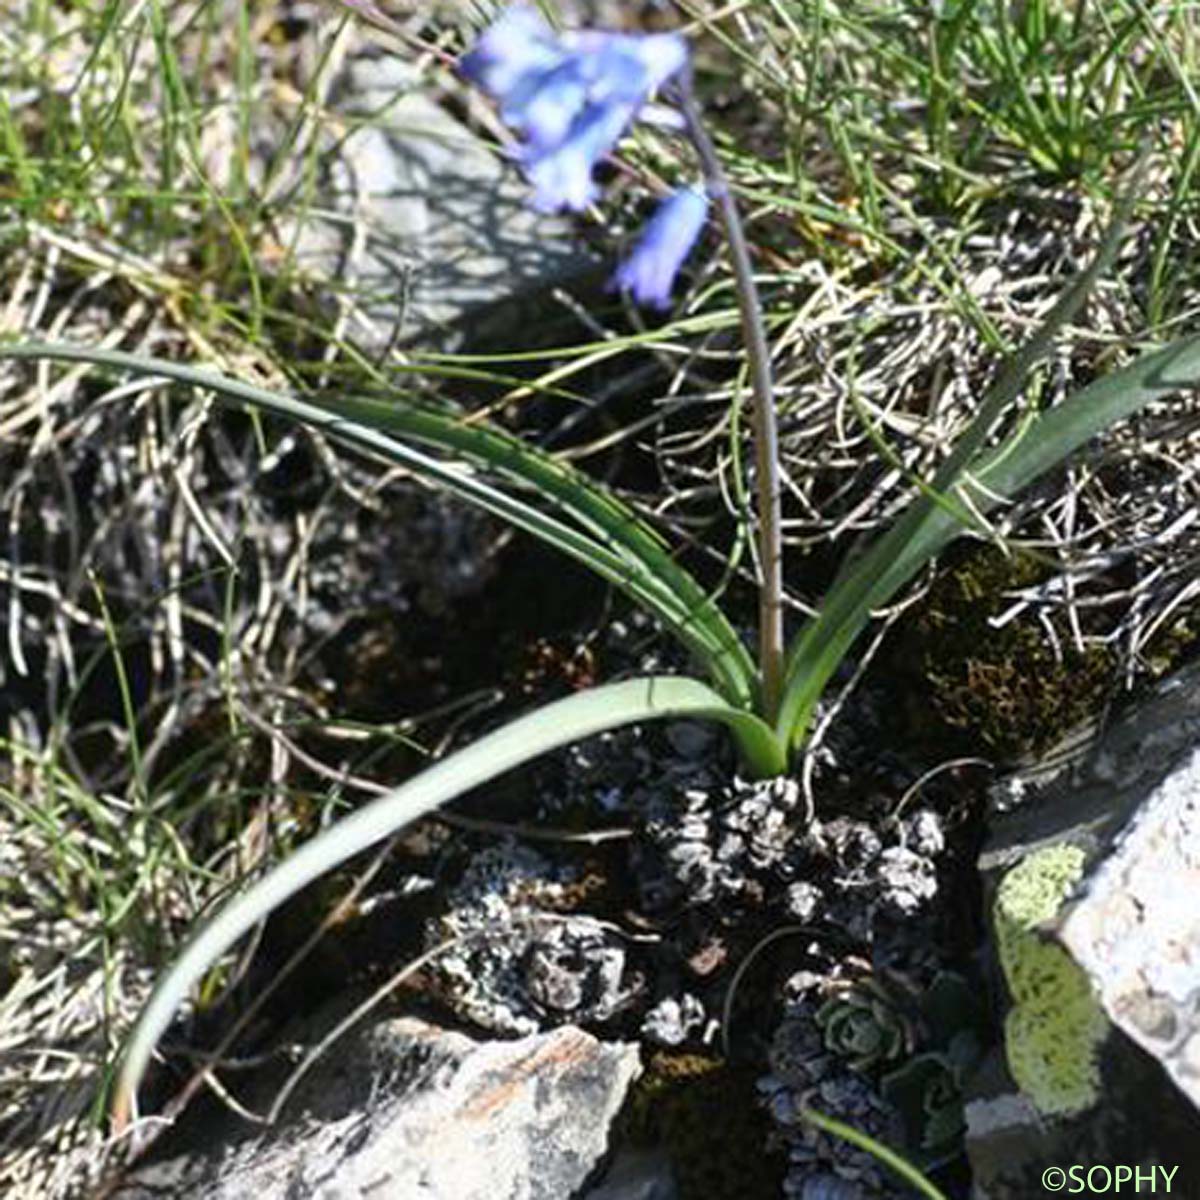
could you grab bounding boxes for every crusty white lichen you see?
[993,843,1108,1117]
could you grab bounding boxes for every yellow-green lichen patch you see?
[912,546,1115,759]
[619,1052,785,1200]
[994,844,1108,1117]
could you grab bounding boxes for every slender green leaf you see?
[325,392,757,707]
[111,675,785,1127]
[787,331,1200,739]
[0,342,757,708]
[800,1107,950,1200]
[780,331,1200,749]
[776,158,1146,749]
[978,335,1200,490]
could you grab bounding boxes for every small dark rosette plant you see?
[816,977,916,1074]
[816,971,985,1169]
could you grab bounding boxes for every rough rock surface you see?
[967,659,1200,1198]
[581,1147,679,1200]
[1057,744,1200,1111]
[425,843,636,1036]
[280,54,593,350]
[117,1018,639,1200]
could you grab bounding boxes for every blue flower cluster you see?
[460,6,709,308]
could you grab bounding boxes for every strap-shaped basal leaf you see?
[322,391,757,708]
[775,162,1147,749]
[783,333,1200,749]
[110,675,785,1129]
[0,343,757,709]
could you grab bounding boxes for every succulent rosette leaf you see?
[816,983,911,1073]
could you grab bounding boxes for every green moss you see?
[914,546,1115,758]
[1142,615,1200,678]
[619,1052,784,1200]
[993,844,1107,1117]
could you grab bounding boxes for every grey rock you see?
[814,818,883,873]
[874,846,938,916]
[1057,744,1200,1110]
[968,659,1200,1197]
[963,1051,1060,1200]
[638,774,811,909]
[903,809,946,857]
[797,1174,868,1200]
[640,992,706,1047]
[279,55,593,350]
[784,880,824,922]
[524,927,628,1017]
[119,1018,640,1200]
[582,1147,679,1200]
[982,657,1200,865]
[791,809,946,945]
[963,1041,1195,1200]
[427,843,636,1034]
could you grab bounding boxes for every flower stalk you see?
[676,69,785,721]
[459,6,786,718]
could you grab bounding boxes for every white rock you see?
[119,1018,640,1200]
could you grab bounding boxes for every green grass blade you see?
[776,155,1145,748]
[0,342,757,708]
[111,675,784,1128]
[800,1107,950,1200]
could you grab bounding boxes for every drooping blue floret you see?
[503,57,591,154]
[460,6,688,216]
[611,185,709,309]
[523,99,636,212]
[458,7,562,102]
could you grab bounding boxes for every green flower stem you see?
[678,69,785,724]
[800,1107,950,1200]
